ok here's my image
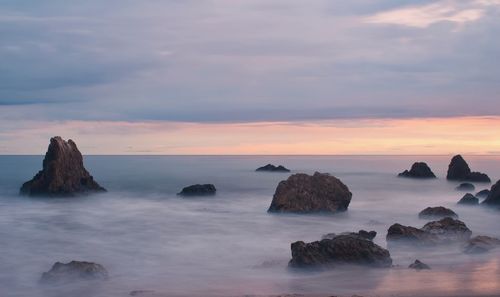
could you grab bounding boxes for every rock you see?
[398,162,436,179]
[177,184,216,196]
[289,234,392,268]
[464,236,500,254]
[421,217,472,242]
[386,223,438,246]
[322,230,377,241]
[40,261,108,283]
[256,164,290,172]
[130,290,156,296]
[483,180,500,207]
[409,260,431,270]
[456,183,475,191]
[20,137,106,197]
[476,189,490,198]
[418,206,458,219]
[268,172,352,213]
[446,155,490,183]
[457,193,479,205]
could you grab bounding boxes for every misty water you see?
[0,155,499,297]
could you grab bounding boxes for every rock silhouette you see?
[398,162,436,179]
[457,193,479,205]
[40,261,108,283]
[482,180,500,207]
[178,184,216,196]
[446,155,490,182]
[409,259,431,270]
[256,164,290,172]
[476,189,490,198]
[418,206,458,219]
[456,183,475,191]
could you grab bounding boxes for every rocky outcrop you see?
[322,230,377,241]
[409,260,430,270]
[446,155,491,183]
[456,183,475,191]
[418,206,458,219]
[268,172,352,213]
[463,236,500,254]
[177,184,216,196]
[20,137,106,197]
[289,234,392,268]
[476,189,490,198]
[387,217,471,246]
[40,261,108,283]
[398,162,436,179]
[482,180,500,207]
[457,193,479,205]
[256,164,290,172]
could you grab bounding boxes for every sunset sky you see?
[1,0,499,154]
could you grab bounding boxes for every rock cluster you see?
[446,155,490,183]
[418,206,458,219]
[398,162,436,179]
[40,261,108,283]
[178,184,216,196]
[256,164,290,172]
[482,180,500,207]
[20,137,106,197]
[457,193,479,205]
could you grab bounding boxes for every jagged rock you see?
[256,164,290,172]
[268,172,352,213]
[289,234,392,268]
[177,184,216,196]
[464,236,500,254]
[456,183,475,191]
[20,137,106,197]
[40,261,108,283]
[483,180,500,207]
[398,162,436,179]
[418,206,458,219]
[446,155,490,183]
[322,230,377,241]
[457,193,479,205]
[409,260,431,270]
[476,189,490,198]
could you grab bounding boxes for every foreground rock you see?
[457,193,479,205]
[463,236,500,254]
[398,162,436,179]
[268,172,352,213]
[387,217,472,246]
[482,180,500,207]
[446,155,491,183]
[256,164,290,172]
[456,183,475,191]
[322,230,377,241]
[20,137,106,197]
[409,260,431,270]
[476,189,490,198]
[289,234,392,268]
[418,206,458,219]
[40,261,108,283]
[177,184,216,196]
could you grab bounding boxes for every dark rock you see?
[457,193,479,205]
[289,234,392,268]
[256,164,290,172]
[464,236,500,254]
[268,172,352,213]
[421,217,472,242]
[177,184,216,196]
[130,290,156,296]
[322,230,377,241]
[483,180,500,207]
[409,259,431,270]
[456,183,475,191]
[418,206,458,219]
[398,162,436,179]
[446,155,490,182]
[386,223,438,246]
[20,137,106,197]
[40,261,108,283]
[476,189,490,198]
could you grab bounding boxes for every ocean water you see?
[0,155,499,297]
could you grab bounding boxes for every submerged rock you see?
[457,193,479,205]
[322,230,377,241]
[418,206,458,219]
[482,180,500,207]
[464,236,500,254]
[475,189,490,198]
[398,162,436,179]
[177,184,216,196]
[421,217,472,242]
[268,172,352,213]
[256,164,290,172]
[409,259,431,270]
[386,224,437,246]
[40,261,108,283]
[446,155,490,183]
[456,183,475,191]
[289,234,392,268]
[20,136,106,197]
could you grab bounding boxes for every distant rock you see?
[418,206,458,219]
[475,189,490,198]
[289,234,392,268]
[40,261,108,283]
[482,180,500,207]
[177,184,216,196]
[446,155,491,183]
[457,193,479,205]
[268,172,352,213]
[464,236,500,254]
[456,183,475,191]
[398,162,436,179]
[20,136,106,197]
[322,230,377,241]
[256,164,290,172]
[409,260,431,270]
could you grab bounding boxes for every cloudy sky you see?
[1,0,499,154]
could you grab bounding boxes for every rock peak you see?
[446,154,490,183]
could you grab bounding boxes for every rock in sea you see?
[463,236,500,254]
[446,155,491,183]
[177,184,216,196]
[322,230,377,241]
[20,136,106,197]
[256,164,290,172]
[418,206,458,219]
[40,261,108,283]
[457,193,479,205]
[409,259,431,270]
[398,162,436,179]
[268,172,352,213]
[456,183,475,191]
[475,189,490,198]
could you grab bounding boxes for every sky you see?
[1,0,499,154]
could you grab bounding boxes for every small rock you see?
[322,230,376,241]
[177,184,216,196]
[40,261,108,283]
[475,189,490,198]
[398,162,436,178]
[409,259,431,270]
[464,236,500,254]
[418,206,458,219]
[483,180,500,207]
[256,164,290,172]
[456,183,475,191]
[457,193,479,205]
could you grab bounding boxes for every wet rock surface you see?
[409,259,431,270]
[463,236,500,254]
[40,261,108,283]
[446,155,490,183]
[457,193,479,205]
[418,206,458,219]
[398,162,436,178]
[268,172,352,213]
[178,184,216,196]
[256,164,290,172]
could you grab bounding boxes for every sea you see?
[0,155,499,297]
